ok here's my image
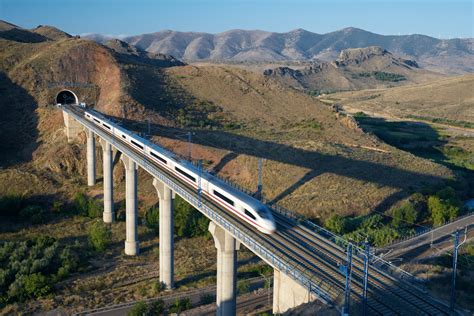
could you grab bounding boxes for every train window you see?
[175,167,196,182]
[93,118,101,124]
[245,209,256,220]
[131,140,144,150]
[102,123,111,130]
[122,135,127,139]
[150,151,167,164]
[213,190,234,206]
[86,114,91,118]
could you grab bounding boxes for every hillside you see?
[262,46,444,92]
[0,21,467,313]
[0,21,453,219]
[331,74,474,124]
[86,27,474,75]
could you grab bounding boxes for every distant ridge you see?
[85,27,474,74]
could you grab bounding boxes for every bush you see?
[391,202,418,228]
[128,301,148,316]
[169,297,192,313]
[237,280,250,294]
[148,299,164,315]
[87,199,103,218]
[23,273,51,298]
[428,187,461,226]
[145,206,160,230]
[324,214,347,234]
[151,281,165,295]
[87,222,111,252]
[73,192,89,216]
[174,196,210,238]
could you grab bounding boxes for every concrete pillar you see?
[122,155,139,256]
[209,221,240,316]
[100,139,114,223]
[62,111,83,143]
[152,179,174,289]
[273,269,317,314]
[86,130,96,186]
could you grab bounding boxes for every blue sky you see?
[1,0,472,38]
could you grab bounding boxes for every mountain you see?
[263,46,445,92]
[85,27,474,75]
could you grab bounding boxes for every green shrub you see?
[73,192,89,216]
[174,196,210,238]
[391,202,418,228]
[324,214,347,234]
[19,205,48,224]
[87,222,111,252]
[51,201,63,214]
[169,297,192,313]
[237,280,250,295]
[148,299,164,315]
[128,301,148,316]
[145,206,160,230]
[87,199,103,218]
[428,188,461,226]
[23,273,51,298]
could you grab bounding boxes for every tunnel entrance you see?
[56,90,78,105]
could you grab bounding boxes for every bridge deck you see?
[63,104,451,315]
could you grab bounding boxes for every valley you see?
[0,16,473,314]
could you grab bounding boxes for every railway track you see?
[67,105,451,315]
[274,213,451,315]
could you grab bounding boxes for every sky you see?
[1,0,473,39]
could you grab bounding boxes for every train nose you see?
[265,219,277,233]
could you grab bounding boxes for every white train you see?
[84,109,276,234]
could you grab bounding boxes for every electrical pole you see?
[342,242,353,316]
[257,158,263,200]
[187,132,192,160]
[451,228,467,312]
[363,241,370,316]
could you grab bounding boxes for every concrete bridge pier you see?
[152,179,175,289]
[273,269,317,314]
[99,139,114,223]
[209,221,240,316]
[86,130,96,186]
[62,111,83,143]
[122,155,139,256]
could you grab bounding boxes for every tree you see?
[87,222,111,252]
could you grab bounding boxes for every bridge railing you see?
[63,105,336,306]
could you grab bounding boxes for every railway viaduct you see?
[58,90,452,316]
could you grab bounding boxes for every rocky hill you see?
[86,27,474,75]
[262,46,444,92]
[0,20,453,219]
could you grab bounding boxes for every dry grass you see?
[332,74,474,123]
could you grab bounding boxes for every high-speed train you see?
[84,108,276,234]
